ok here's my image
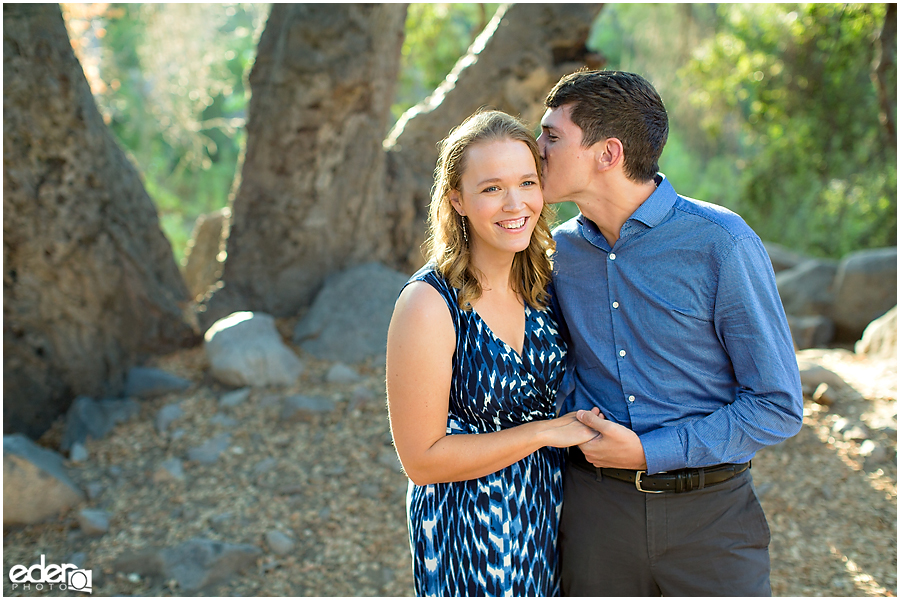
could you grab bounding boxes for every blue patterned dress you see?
[403,265,568,597]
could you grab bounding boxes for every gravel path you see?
[3,342,896,597]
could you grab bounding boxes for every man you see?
[538,70,803,596]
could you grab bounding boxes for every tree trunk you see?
[200,3,603,328]
[3,4,196,438]
[384,3,605,270]
[200,3,408,327]
[874,3,896,149]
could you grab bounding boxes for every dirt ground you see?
[3,341,896,597]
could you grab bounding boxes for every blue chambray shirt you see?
[552,174,803,474]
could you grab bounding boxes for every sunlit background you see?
[61,3,896,265]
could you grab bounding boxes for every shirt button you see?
[609,253,617,260]
[612,301,619,309]
[628,395,635,402]
[619,350,626,357]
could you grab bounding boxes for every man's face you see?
[537,104,597,205]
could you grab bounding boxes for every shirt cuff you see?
[639,426,686,474]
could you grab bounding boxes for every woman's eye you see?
[522,180,537,187]
[482,185,500,193]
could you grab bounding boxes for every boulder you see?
[831,247,897,340]
[60,396,140,452]
[204,312,304,387]
[775,259,838,317]
[764,241,808,273]
[125,367,192,399]
[855,306,897,359]
[787,315,835,350]
[112,538,261,593]
[294,262,410,363]
[4,434,85,526]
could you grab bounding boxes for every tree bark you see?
[3,4,196,438]
[200,3,603,328]
[200,3,408,327]
[384,3,604,270]
[874,3,896,149]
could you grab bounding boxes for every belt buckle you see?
[634,470,664,493]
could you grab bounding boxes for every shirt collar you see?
[576,173,677,248]
[629,173,676,229]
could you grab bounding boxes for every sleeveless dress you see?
[403,264,568,597]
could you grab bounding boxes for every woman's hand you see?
[540,411,601,448]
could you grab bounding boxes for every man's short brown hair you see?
[545,70,668,183]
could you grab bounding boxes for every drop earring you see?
[461,216,468,243]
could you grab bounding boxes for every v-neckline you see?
[471,303,530,360]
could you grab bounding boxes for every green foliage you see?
[63,3,268,264]
[590,3,895,258]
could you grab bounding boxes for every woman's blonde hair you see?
[423,109,556,311]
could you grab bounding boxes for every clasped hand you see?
[576,407,647,470]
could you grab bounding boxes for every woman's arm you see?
[386,281,597,486]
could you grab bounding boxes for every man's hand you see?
[577,408,648,470]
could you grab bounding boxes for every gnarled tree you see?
[200,3,603,328]
[3,4,196,437]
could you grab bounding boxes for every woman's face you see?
[450,138,544,259]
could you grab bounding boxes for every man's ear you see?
[596,138,624,172]
[448,190,465,215]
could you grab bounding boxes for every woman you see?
[386,110,597,597]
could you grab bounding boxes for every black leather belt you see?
[568,448,750,493]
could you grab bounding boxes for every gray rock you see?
[125,366,192,399]
[3,434,85,526]
[204,312,304,387]
[775,259,838,317]
[78,508,111,536]
[156,403,185,435]
[797,363,846,391]
[764,242,808,273]
[252,457,278,477]
[69,442,89,463]
[787,315,835,350]
[209,413,238,428]
[855,306,897,359]
[219,387,251,408]
[208,512,234,534]
[326,362,361,384]
[60,396,140,451]
[280,395,336,422]
[187,434,231,464]
[68,551,88,568]
[294,262,410,363]
[85,481,104,499]
[112,537,262,593]
[154,458,185,482]
[265,530,296,556]
[811,383,837,406]
[831,247,897,340]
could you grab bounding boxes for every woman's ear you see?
[449,190,466,216]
